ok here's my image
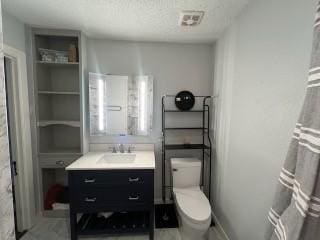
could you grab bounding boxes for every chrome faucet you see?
[118,143,125,153]
[109,146,117,153]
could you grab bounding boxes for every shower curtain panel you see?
[266,2,320,240]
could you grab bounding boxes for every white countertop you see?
[66,151,155,170]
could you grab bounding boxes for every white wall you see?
[212,0,317,239]
[2,11,25,52]
[87,39,214,199]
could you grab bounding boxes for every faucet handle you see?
[108,146,117,153]
[127,145,135,153]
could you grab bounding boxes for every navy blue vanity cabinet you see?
[68,169,154,240]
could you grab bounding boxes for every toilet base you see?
[172,187,212,240]
[176,207,211,240]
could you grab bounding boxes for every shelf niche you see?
[42,168,69,217]
[38,94,80,121]
[39,124,81,154]
[37,64,79,92]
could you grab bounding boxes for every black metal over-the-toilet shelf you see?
[161,95,213,203]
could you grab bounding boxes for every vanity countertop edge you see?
[65,151,155,170]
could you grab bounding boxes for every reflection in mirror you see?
[89,72,153,136]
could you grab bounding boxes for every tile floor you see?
[20,218,223,240]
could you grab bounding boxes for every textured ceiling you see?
[2,0,251,43]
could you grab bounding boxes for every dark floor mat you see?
[211,219,216,227]
[155,204,179,229]
[16,230,27,239]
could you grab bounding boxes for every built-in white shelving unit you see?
[31,28,87,217]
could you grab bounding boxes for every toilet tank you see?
[171,158,201,188]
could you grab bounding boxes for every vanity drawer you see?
[73,187,152,210]
[70,170,153,187]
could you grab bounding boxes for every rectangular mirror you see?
[89,72,153,136]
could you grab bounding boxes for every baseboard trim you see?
[211,212,230,240]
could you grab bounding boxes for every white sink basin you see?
[97,153,136,164]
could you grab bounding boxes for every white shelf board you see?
[38,90,80,95]
[38,120,80,127]
[37,60,79,66]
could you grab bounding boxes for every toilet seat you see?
[173,186,211,225]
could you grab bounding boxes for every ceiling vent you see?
[179,11,204,26]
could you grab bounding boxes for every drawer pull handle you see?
[84,178,96,183]
[129,177,140,182]
[85,197,97,202]
[56,160,65,166]
[128,196,140,201]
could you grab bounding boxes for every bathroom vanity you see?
[66,150,155,240]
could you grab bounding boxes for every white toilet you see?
[171,158,212,240]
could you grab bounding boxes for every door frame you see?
[4,45,35,230]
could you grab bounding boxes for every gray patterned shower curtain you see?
[266,2,320,240]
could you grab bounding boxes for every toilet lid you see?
[173,187,211,225]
